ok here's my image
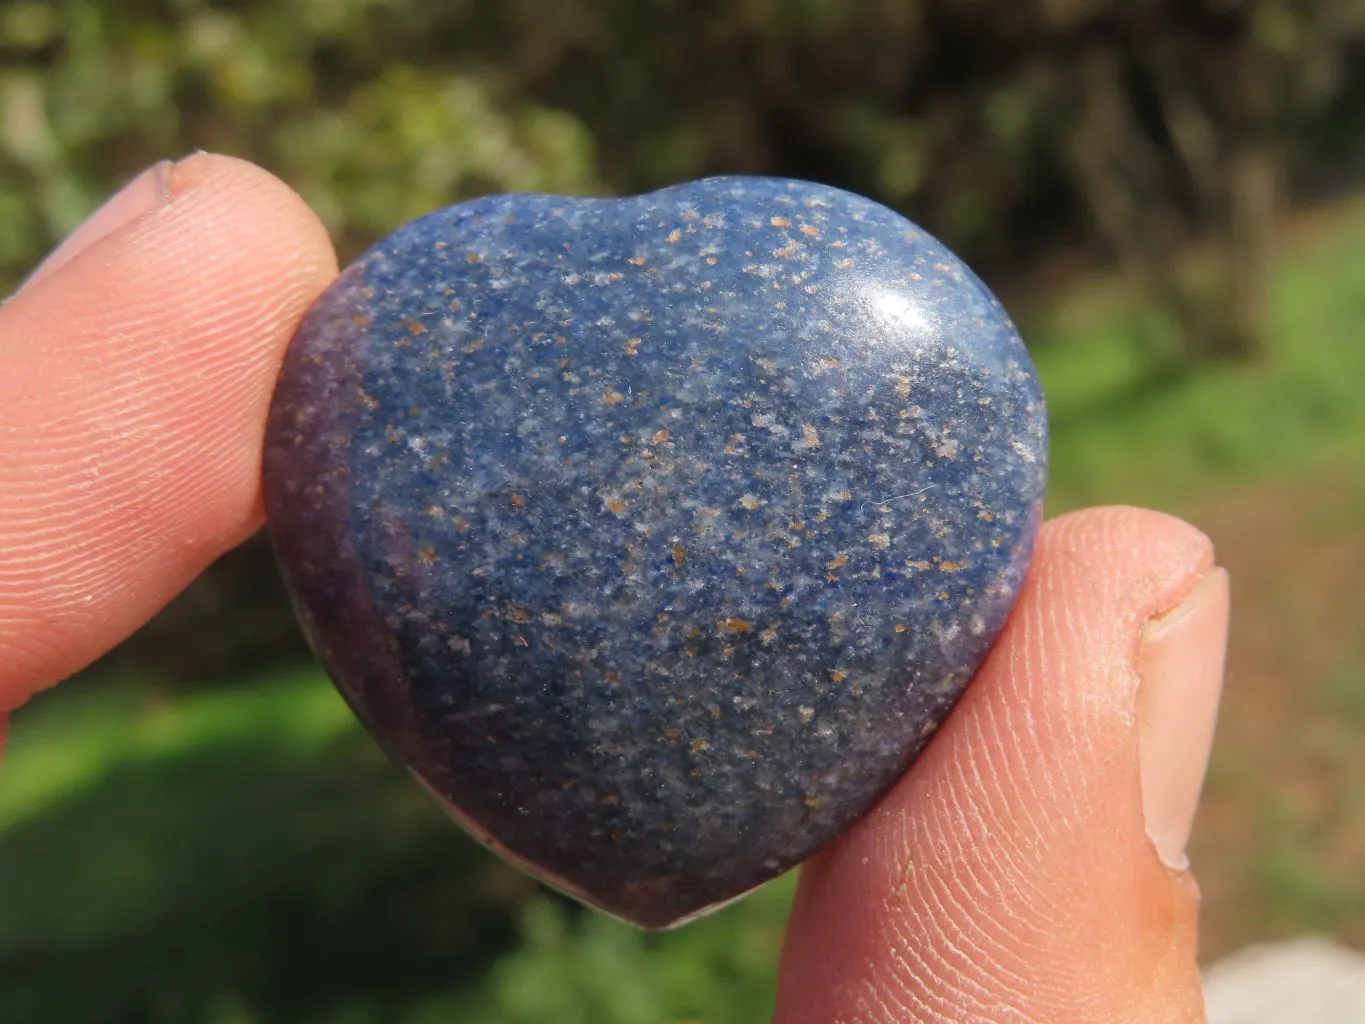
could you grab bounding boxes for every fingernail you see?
[18,160,175,293]
[1137,567,1230,870]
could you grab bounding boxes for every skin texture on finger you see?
[0,154,338,713]
[775,506,1215,1024]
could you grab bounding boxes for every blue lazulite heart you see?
[262,177,1047,928]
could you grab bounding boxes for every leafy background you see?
[5,1,1365,1020]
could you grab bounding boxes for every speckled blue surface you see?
[262,177,1047,928]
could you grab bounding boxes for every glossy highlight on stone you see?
[262,177,1048,929]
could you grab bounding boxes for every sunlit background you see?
[4,1,1365,1020]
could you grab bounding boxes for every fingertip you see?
[13,152,338,315]
[0,153,338,707]
[1041,505,1217,615]
[167,152,339,286]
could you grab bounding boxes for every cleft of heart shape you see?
[262,176,1048,929]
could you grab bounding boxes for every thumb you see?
[775,506,1229,1023]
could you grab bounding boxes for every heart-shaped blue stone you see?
[263,177,1047,928]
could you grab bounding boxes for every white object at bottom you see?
[1203,935,1365,1024]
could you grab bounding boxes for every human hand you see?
[0,155,1228,1023]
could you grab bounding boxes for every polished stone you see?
[262,177,1048,928]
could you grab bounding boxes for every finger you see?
[0,154,338,713]
[775,506,1229,1024]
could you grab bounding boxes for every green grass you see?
[0,672,791,1023]
[0,670,355,831]
[1031,205,1365,511]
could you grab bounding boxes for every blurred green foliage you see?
[7,1,1365,1021]
[0,0,606,277]
[4,0,1365,285]
[0,675,792,1022]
